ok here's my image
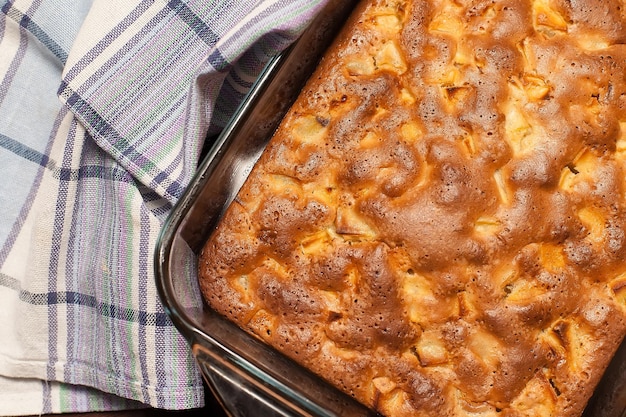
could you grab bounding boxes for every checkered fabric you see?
[0,0,329,414]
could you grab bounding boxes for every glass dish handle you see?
[194,343,320,417]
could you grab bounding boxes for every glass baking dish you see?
[154,0,626,415]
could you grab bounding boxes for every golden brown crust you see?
[198,0,626,415]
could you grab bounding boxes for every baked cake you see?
[198,0,626,415]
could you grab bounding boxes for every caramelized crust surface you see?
[199,0,626,415]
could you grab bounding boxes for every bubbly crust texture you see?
[198,0,626,415]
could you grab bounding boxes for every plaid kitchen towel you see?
[0,0,329,414]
